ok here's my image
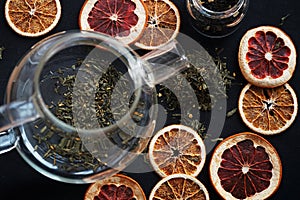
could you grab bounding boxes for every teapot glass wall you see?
[0,30,187,183]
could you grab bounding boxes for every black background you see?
[0,0,299,199]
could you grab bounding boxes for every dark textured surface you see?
[0,0,299,199]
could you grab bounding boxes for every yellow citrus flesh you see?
[149,174,210,200]
[238,83,297,135]
[5,0,61,37]
[135,0,180,50]
[148,124,206,177]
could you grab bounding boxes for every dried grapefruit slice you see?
[135,0,181,50]
[149,174,210,200]
[79,0,147,45]
[5,0,61,37]
[238,26,296,88]
[210,132,282,200]
[84,173,146,200]
[148,124,206,177]
[238,83,297,135]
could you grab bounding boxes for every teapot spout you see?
[141,40,189,86]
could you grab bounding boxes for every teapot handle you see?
[141,40,189,86]
[0,98,39,154]
[0,129,19,154]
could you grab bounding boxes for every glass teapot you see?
[0,30,188,183]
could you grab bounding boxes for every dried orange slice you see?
[238,26,296,88]
[238,83,297,135]
[5,0,61,37]
[149,174,210,200]
[210,132,282,200]
[148,124,206,177]
[79,0,147,45]
[135,0,181,50]
[84,173,146,200]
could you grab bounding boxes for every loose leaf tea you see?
[279,13,291,26]
[50,61,131,129]
[226,108,237,117]
[156,49,234,138]
[32,58,152,173]
[0,46,4,60]
[32,120,105,172]
[173,49,233,110]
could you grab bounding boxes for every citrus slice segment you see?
[5,0,61,37]
[238,26,296,88]
[134,0,181,50]
[84,174,146,200]
[238,83,297,135]
[79,0,147,45]
[148,124,206,177]
[149,174,210,200]
[209,132,282,200]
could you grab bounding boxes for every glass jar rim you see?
[193,0,247,18]
[34,30,143,135]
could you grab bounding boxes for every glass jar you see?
[187,0,249,38]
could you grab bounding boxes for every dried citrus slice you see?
[149,174,210,200]
[134,0,181,50]
[5,0,61,37]
[210,132,282,200]
[238,26,296,88]
[148,124,206,177]
[238,83,297,135]
[84,173,146,200]
[79,0,147,45]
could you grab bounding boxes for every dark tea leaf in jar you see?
[200,0,239,11]
[187,0,249,37]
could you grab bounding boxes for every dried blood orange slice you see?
[148,124,206,177]
[149,174,210,200]
[135,0,181,50]
[5,0,61,37]
[238,26,296,88]
[79,0,147,45]
[238,83,297,135]
[210,132,282,200]
[84,173,146,200]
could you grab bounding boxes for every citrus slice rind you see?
[5,0,61,37]
[79,0,147,45]
[134,0,181,50]
[149,174,210,200]
[84,174,146,200]
[209,132,282,200]
[148,124,206,177]
[238,83,298,135]
[238,26,296,88]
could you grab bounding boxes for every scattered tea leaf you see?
[279,13,291,26]
[0,46,5,60]
[156,49,234,139]
[210,137,224,142]
[185,119,206,138]
[157,49,234,113]
[226,108,237,117]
